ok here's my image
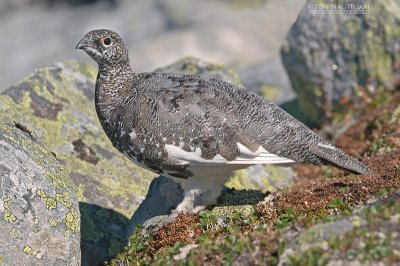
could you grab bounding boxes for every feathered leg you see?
[171,172,232,214]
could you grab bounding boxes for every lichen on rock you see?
[281,0,400,125]
[0,122,80,265]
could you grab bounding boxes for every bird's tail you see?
[310,142,372,175]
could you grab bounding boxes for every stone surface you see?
[0,122,80,266]
[278,192,400,266]
[155,56,241,85]
[128,176,183,236]
[281,0,400,125]
[239,57,296,105]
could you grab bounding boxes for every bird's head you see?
[76,29,129,67]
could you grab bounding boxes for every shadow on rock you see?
[79,202,129,266]
[128,176,184,236]
[216,187,267,207]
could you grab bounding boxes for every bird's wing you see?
[164,141,295,165]
[131,73,295,166]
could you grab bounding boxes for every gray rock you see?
[278,192,400,266]
[155,56,240,84]
[281,0,400,125]
[239,57,296,105]
[0,122,80,266]
[128,176,183,236]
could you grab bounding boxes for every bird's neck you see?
[96,62,134,100]
[95,62,135,132]
[98,62,133,83]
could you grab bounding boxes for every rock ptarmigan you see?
[76,29,372,214]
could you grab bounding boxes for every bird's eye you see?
[103,37,112,47]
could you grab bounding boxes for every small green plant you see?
[323,168,334,177]
[327,198,352,215]
[327,198,344,208]
[377,187,390,197]
[199,211,218,231]
[275,208,296,229]
[371,138,391,154]
[288,246,329,266]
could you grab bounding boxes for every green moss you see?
[209,205,255,218]
[0,257,4,265]
[288,246,330,266]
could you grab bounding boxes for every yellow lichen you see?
[65,209,80,233]
[36,189,47,199]
[46,197,57,210]
[33,226,41,233]
[9,228,21,237]
[22,246,38,256]
[3,195,16,223]
[48,218,58,227]
[55,192,72,208]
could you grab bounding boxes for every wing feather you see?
[165,142,295,165]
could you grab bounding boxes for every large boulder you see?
[281,0,400,125]
[0,122,80,265]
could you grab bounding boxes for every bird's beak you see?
[75,37,90,50]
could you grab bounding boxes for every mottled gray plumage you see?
[76,29,371,213]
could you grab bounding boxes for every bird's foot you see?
[171,188,214,215]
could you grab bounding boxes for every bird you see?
[76,29,372,214]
